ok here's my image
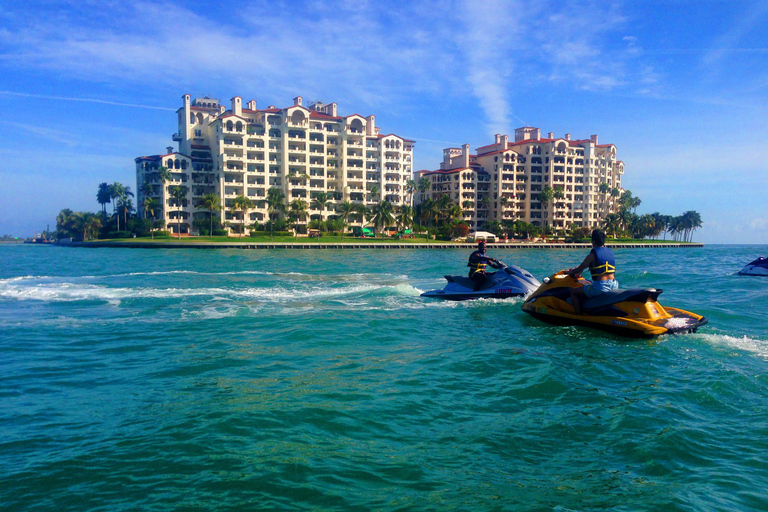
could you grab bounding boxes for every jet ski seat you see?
[444,273,497,291]
[581,288,663,310]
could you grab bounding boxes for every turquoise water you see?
[2,244,767,511]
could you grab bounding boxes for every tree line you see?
[53,174,702,243]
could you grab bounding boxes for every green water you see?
[1,244,767,511]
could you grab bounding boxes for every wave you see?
[0,278,424,305]
[696,333,768,360]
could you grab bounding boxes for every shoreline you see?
[59,240,704,250]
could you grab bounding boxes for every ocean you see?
[1,243,767,511]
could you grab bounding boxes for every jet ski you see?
[421,261,541,301]
[739,257,768,276]
[522,270,707,337]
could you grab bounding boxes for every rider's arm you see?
[568,253,594,276]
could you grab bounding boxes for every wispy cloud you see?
[0,1,662,135]
[456,0,521,136]
[701,1,768,69]
[0,90,174,111]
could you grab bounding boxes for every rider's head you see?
[591,229,606,247]
[477,241,486,251]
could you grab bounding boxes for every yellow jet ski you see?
[522,270,707,337]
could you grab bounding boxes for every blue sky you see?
[1,0,766,243]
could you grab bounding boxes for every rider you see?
[567,229,618,314]
[468,241,500,290]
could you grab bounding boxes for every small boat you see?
[739,257,768,276]
[421,261,540,301]
[522,270,707,337]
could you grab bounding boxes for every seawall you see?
[61,241,704,250]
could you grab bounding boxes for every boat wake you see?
[696,333,768,360]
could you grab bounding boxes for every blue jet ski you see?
[421,261,541,301]
[739,256,768,276]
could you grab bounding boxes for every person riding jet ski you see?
[421,243,540,300]
[468,241,501,290]
[567,229,617,315]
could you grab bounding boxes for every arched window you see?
[235,121,243,132]
[167,159,174,167]
[190,112,195,124]
[349,118,364,133]
[181,160,187,170]
[196,113,203,124]
[226,120,234,131]
[290,111,306,124]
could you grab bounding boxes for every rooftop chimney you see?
[565,133,571,141]
[495,134,501,144]
[548,132,554,139]
[293,96,303,106]
[247,100,256,110]
[166,146,174,154]
[591,134,598,145]
[462,143,470,168]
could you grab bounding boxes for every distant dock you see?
[62,241,704,250]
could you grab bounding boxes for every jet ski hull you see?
[522,270,707,337]
[421,264,540,301]
[739,257,768,276]
[421,289,529,301]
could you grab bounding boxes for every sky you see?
[0,0,766,243]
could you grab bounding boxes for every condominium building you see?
[416,127,624,231]
[135,95,414,235]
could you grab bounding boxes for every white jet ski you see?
[421,261,541,301]
[739,256,768,276]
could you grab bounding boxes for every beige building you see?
[136,95,414,235]
[416,127,624,232]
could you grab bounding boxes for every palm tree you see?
[368,185,379,204]
[405,179,417,207]
[84,213,102,241]
[140,181,153,200]
[397,205,414,234]
[417,176,431,200]
[169,185,187,239]
[537,185,555,235]
[157,166,172,221]
[56,208,74,237]
[681,210,703,242]
[371,200,395,235]
[109,182,124,230]
[97,183,111,217]
[196,193,221,239]
[311,192,331,220]
[436,194,453,223]
[117,196,134,233]
[602,213,621,238]
[338,201,356,239]
[142,197,159,239]
[355,204,371,235]
[232,195,254,238]
[290,199,308,236]
[264,187,286,240]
